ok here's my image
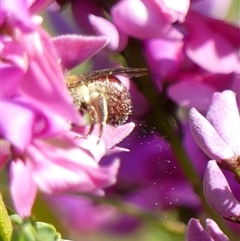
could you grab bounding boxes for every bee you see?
[66,67,147,142]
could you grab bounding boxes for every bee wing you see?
[82,67,148,80]
[67,67,147,87]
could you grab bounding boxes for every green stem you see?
[0,193,13,241]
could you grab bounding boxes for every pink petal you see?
[206,90,240,156]
[88,14,128,52]
[71,0,103,35]
[161,0,190,22]
[48,194,116,232]
[19,31,81,128]
[230,75,240,106]
[62,133,106,162]
[0,140,11,169]
[168,79,216,111]
[52,35,109,70]
[185,11,239,74]
[1,0,34,31]
[1,63,24,96]
[29,0,53,14]
[72,122,135,151]
[10,158,37,217]
[207,18,240,48]
[111,0,182,39]
[186,218,212,241]
[0,100,34,151]
[205,219,230,241]
[189,108,234,161]
[102,122,135,150]
[27,139,119,194]
[191,0,232,19]
[144,38,183,80]
[1,38,26,96]
[204,161,240,222]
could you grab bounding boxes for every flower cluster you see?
[189,90,240,223]
[1,0,239,240]
[1,0,134,218]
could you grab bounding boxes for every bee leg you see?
[90,92,108,143]
[84,105,98,137]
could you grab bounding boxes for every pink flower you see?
[184,11,239,74]
[189,90,240,222]
[111,0,189,39]
[168,73,239,112]
[189,90,240,175]
[1,0,135,218]
[47,194,117,232]
[9,131,120,217]
[52,35,109,70]
[47,124,205,233]
[204,161,240,223]
[88,14,128,52]
[186,218,230,241]
[1,2,81,151]
[166,8,240,109]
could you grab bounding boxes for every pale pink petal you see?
[102,122,135,150]
[52,35,109,70]
[10,158,37,217]
[206,90,240,156]
[189,108,234,161]
[72,122,135,152]
[186,218,212,241]
[204,161,240,222]
[89,15,128,52]
[205,219,230,241]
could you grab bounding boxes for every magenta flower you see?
[9,131,121,217]
[88,14,128,52]
[46,124,206,233]
[189,90,240,176]
[186,218,230,241]
[166,8,240,110]
[184,11,239,75]
[1,0,135,218]
[47,194,117,232]
[1,1,81,151]
[111,0,189,39]
[138,1,240,110]
[66,0,239,114]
